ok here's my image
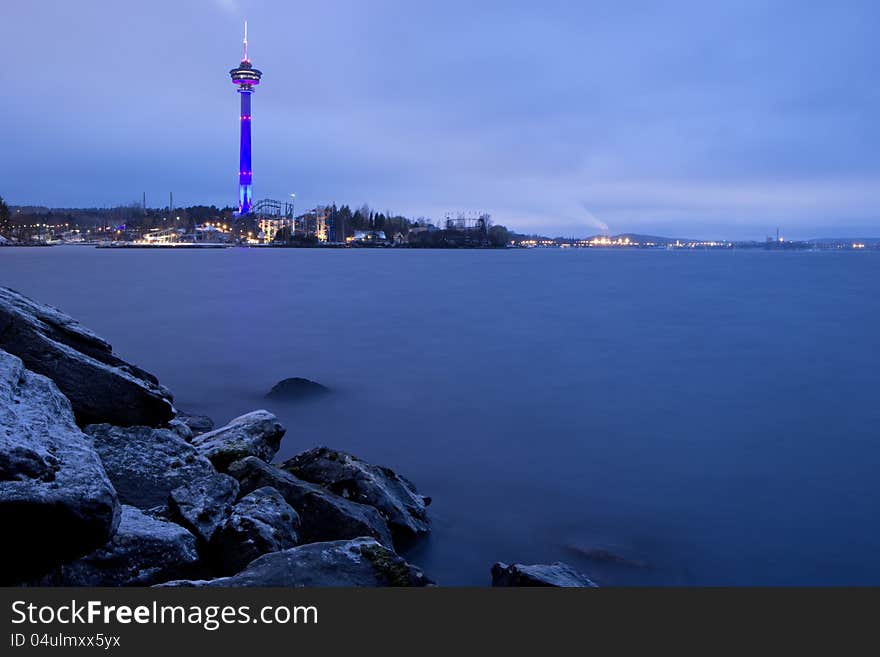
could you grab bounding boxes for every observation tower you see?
[229,22,262,214]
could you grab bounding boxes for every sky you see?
[2,0,879,238]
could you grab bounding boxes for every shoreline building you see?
[229,22,262,214]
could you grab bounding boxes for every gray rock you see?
[50,506,199,586]
[160,538,432,587]
[168,474,239,544]
[0,286,174,427]
[490,562,598,587]
[227,457,394,548]
[281,447,429,543]
[166,418,194,442]
[266,377,329,402]
[209,487,300,575]
[0,350,120,584]
[191,410,285,471]
[176,412,215,437]
[85,424,216,509]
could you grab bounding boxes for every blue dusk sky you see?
[2,0,878,238]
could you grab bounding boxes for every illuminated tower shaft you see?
[230,22,262,214]
[238,91,253,213]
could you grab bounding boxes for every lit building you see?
[229,22,262,214]
[299,207,330,241]
[193,224,230,243]
[142,228,183,244]
[258,217,284,243]
[352,230,387,243]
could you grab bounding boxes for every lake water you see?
[3,245,879,585]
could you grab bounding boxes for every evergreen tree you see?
[0,196,9,236]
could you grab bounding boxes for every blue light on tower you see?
[229,22,262,214]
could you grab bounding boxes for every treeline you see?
[2,202,236,231]
[0,197,9,236]
[324,204,510,246]
[327,204,413,237]
[0,196,511,247]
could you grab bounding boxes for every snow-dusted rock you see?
[209,486,300,575]
[281,446,430,543]
[160,538,432,587]
[0,286,174,427]
[168,473,239,544]
[191,410,285,471]
[166,418,194,442]
[0,349,120,584]
[491,562,598,587]
[85,424,217,509]
[49,506,199,586]
[227,457,394,548]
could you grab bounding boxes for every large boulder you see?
[266,377,329,402]
[191,411,285,471]
[0,350,120,584]
[490,562,598,587]
[85,424,217,509]
[281,447,430,543]
[168,474,240,544]
[227,457,394,548]
[48,506,199,586]
[0,286,174,427]
[160,538,432,587]
[209,487,300,575]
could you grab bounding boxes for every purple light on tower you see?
[229,22,262,214]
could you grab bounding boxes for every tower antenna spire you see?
[243,20,248,61]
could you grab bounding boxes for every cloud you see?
[213,0,239,15]
[4,0,880,239]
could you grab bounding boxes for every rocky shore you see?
[0,286,595,587]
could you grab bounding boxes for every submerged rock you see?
[168,473,240,544]
[565,545,649,570]
[160,537,432,587]
[49,506,199,586]
[85,424,216,509]
[209,486,300,575]
[0,286,174,427]
[227,457,394,548]
[491,562,598,588]
[266,377,330,402]
[191,410,285,471]
[281,447,430,542]
[0,350,120,584]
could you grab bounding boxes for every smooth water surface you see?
[3,246,878,585]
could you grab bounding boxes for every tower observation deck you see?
[230,22,262,214]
